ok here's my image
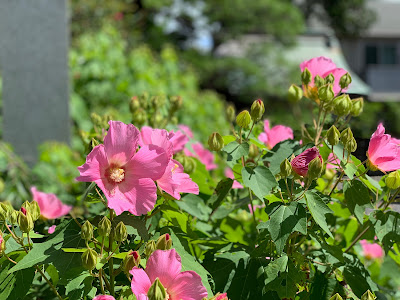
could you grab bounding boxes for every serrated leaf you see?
[242,166,277,200]
[369,210,400,253]
[223,141,249,162]
[208,178,233,211]
[344,180,372,224]
[305,191,334,238]
[262,140,301,175]
[264,255,288,285]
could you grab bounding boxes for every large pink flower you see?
[300,56,349,96]
[184,142,217,170]
[93,296,115,300]
[31,187,72,219]
[360,240,384,259]
[291,147,322,177]
[140,126,189,155]
[77,121,169,216]
[258,120,293,149]
[224,168,243,189]
[367,123,400,172]
[130,249,208,300]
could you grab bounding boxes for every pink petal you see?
[128,145,169,180]
[300,56,337,85]
[263,119,271,133]
[157,161,180,198]
[168,271,208,300]
[139,126,154,147]
[178,125,194,138]
[266,125,293,149]
[169,130,189,154]
[224,168,243,189]
[93,295,116,300]
[130,267,152,296]
[258,132,268,145]
[76,145,108,182]
[145,249,182,290]
[291,147,322,177]
[191,142,217,170]
[48,225,56,234]
[136,295,149,300]
[31,187,72,219]
[103,121,140,165]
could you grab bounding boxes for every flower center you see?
[107,167,125,183]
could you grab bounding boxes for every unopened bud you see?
[248,144,259,158]
[288,84,303,103]
[318,84,334,103]
[132,108,147,126]
[169,96,183,113]
[333,94,352,116]
[145,240,157,257]
[9,210,19,225]
[350,97,364,117]
[280,158,293,178]
[340,128,353,147]
[226,105,236,122]
[114,221,128,242]
[208,132,224,151]
[18,208,34,233]
[301,68,312,85]
[81,221,94,241]
[129,96,140,113]
[151,95,166,109]
[250,99,265,122]
[90,113,103,127]
[307,156,323,180]
[339,72,352,90]
[81,248,97,271]
[98,216,111,237]
[330,294,343,300]
[236,111,251,129]
[386,171,400,190]
[123,250,141,274]
[314,75,325,88]
[29,201,41,221]
[325,73,335,84]
[361,290,376,300]
[326,125,340,146]
[346,137,357,153]
[156,233,172,250]
[0,203,11,220]
[147,278,167,300]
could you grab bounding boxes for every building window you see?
[365,43,397,65]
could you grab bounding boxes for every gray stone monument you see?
[0,0,70,165]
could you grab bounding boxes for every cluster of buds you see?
[144,234,173,258]
[234,99,266,130]
[0,201,41,233]
[326,126,357,153]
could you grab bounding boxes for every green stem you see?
[328,172,344,197]
[36,266,63,300]
[248,189,258,233]
[108,209,115,296]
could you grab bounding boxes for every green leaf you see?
[262,140,301,175]
[177,194,212,222]
[242,166,277,200]
[344,180,372,224]
[369,210,400,253]
[208,178,233,211]
[222,135,236,145]
[46,264,59,287]
[305,191,334,238]
[223,141,249,162]
[263,202,307,254]
[189,158,214,195]
[264,255,288,285]
[309,271,342,300]
[65,271,93,300]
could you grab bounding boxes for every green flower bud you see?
[307,156,323,180]
[314,75,325,88]
[90,112,103,127]
[346,137,357,153]
[250,99,265,122]
[226,104,236,122]
[350,97,364,117]
[169,96,183,114]
[326,125,340,146]
[132,108,147,126]
[325,73,335,84]
[280,158,293,178]
[145,240,157,257]
[0,203,12,220]
[386,171,400,189]
[333,94,352,116]
[339,72,352,90]
[208,132,224,151]
[129,96,140,113]
[122,250,141,275]
[114,221,128,242]
[81,221,94,241]
[340,128,354,147]
[288,84,303,103]
[185,157,196,174]
[329,293,343,300]
[318,84,334,103]
[147,278,167,300]
[156,233,172,250]
[81,248,98,271]
[151,95,166,109]
[29,201,41,221]
[301,68,312,85]
[248,144,259,158]
[98,216,111,237]
[361,290,376,300]
[9,210,19,225]
[18,208,34,233]
[236,111,251,129]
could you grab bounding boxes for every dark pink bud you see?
[165,233,170,241]
[131,250,140,260]
[291,147,322,177]
[21,207,27,215]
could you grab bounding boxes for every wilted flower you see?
[184,142,217,170]
[291,147,323,177]
[360,240,384,260]
[258,120,293,149]
[31,187,72,219]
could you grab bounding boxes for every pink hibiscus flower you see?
[258,120,293,149]
[184,142,217,170]
[130,249,208,300]
[169,130,189,153]
[367,123,400,172]
[77,121,169,216]
[291,147,323,177]
[300,56,349,96]
[31,187,72,219]
[224,168,243,189]
[178,125,194,139]
[93,295,115,300]
[360,240,384,259]
[140,126,189,155]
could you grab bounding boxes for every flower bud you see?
[132,108,147,126]
[29,201,41,221]
[122,250,141,274]
[250,99,265,122]
[346,137,357,153]
[333,94,352,117]
[386,171,400,189]
[147,278,167,300]
[326,125,340,146]
[318,84,334,103]
[114,221,128,242]
[287,84,303,103]
[330,294,343,300]
[0,203,8,220]
[145,240,157,257]
[169,96,183,114]
[226,105,236,122]
[291,147,322,177]
[129,96,140,113]
[9,210,19,225]
[81,221,94,241]
[325,73,335,84]
[98,216,111,237]
[314,75,325,88]
[301,68,312,85]
[81,248,98,271]
[0,234,5,255]
[18,208,34,233]
[307,156,324,180]
[236,111,251,129]
[340,128,354,147]
[339,72,352,90]
[155,233,172,250]
[361,290,376,300]
[280,158,293,178]
[248,144,259,158]
[350,97,364,117]
[208,132,224,151]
